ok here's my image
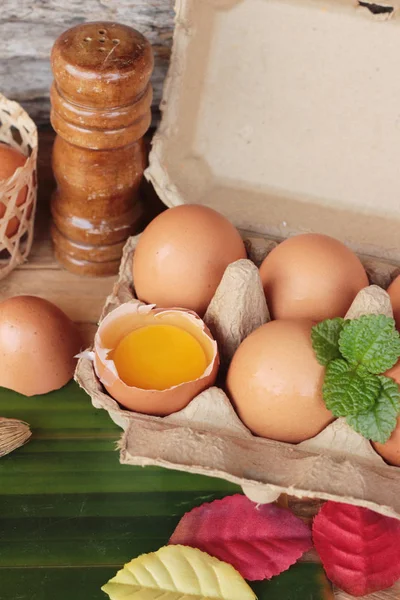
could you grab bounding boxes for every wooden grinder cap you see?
[51,22,154,109]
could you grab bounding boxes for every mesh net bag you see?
[0,93,38,280]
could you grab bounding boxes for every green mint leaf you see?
[311,318,346,366]
[323,359,380,417]
[339,314,400,374]
[346,375,400,443]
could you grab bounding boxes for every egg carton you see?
[75,233,400,520]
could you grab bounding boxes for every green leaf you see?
[339,314,400,374]
[323,360,380,417]
[102,545,256,600]
[347,375,400,443]
[1,563,334,600]
[251,562,334,600]
[0,380,239,589]
[311,318,345,366]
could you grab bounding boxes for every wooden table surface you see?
[0,130,399,600]
[0,129,163,347]
[0,128,116,347]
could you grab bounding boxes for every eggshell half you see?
[132,204,247,316]
[372,361,400,466]
[0,295,82,396]
[259,233,369,322]
[226,319,334,443]
[94,301,219,415]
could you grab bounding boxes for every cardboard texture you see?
[75,236,400,522]
[146,0,400,262]
[204,258,270,367]
[74,0,400,583]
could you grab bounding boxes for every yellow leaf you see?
[102,545,257,600]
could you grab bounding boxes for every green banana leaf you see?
[251,563,334,599]
[0,381,331,600]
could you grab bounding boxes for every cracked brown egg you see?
[226,319,334,443]
[259,233,368,322]
[0,295,82,396]
[93,300,219,415]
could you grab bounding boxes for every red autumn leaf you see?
[169,493,312,581]
[313,501,400,597]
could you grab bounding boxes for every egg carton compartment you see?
[75,233,400,520]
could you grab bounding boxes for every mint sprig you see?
[323,359,380,417]
[311,318,345,366]
[311,314,400,443]
[339,315,400,374]
[347,376,400,444]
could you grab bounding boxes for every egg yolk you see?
[112,324,208,390]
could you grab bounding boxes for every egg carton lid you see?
[146,0,400,263]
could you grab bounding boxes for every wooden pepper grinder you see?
[50,22,153,276]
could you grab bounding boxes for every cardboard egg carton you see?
[77,0,400,527]
[76,235,400,520]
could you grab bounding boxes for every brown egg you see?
[93,300,219,415]
[0,143,28,237]
[372,361,400,466]
[132,204,247,317]
[387,275,400,331]
[226,319,334,443]
[0,296,82,396]
[259,234,368,322]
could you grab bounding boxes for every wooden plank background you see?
[0,0,175,124]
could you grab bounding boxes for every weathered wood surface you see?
[0,0,174,124]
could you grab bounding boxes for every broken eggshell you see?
[92,300,219,415]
